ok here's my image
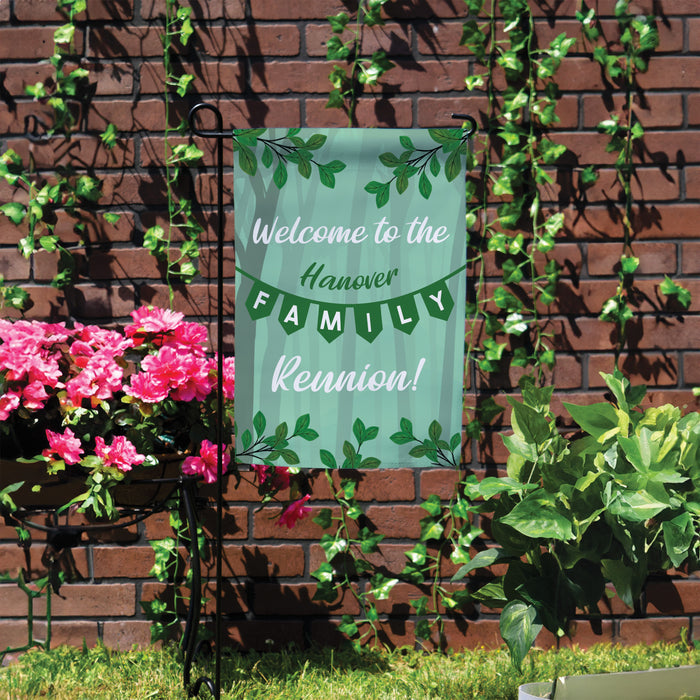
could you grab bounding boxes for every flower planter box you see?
[519,665,700,700]
[0,457,185,513]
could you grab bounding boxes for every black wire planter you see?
[0,460,209,692]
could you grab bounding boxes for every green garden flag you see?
[234,128,468,468]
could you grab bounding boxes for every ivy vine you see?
[0,0,116,305]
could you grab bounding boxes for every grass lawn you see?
[1,641,700,699]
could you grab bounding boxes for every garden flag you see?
[234,128,468,468]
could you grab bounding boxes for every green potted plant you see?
[454,370,700,671]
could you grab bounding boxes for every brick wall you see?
[1,0,700,653]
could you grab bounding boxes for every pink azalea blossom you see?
[221,356,235,400]
[42,428,84,465]
[125,371,170,403]
[0,391,21,420]
[22,381,50,410]
[125,305,184,345]
[64,354,124,406]
[182,440,229,484]
[166,322,209,355]
[95,435,145,473]
[169,354,214,402]
[278,494,312,529]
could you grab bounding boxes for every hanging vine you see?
[325,1,396,126]
[0,0,116,305]
[577,0,690,361]
[142,0,203,302]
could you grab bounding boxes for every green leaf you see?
[0,202,26,225]
[319,449,337,470]
[662,512,694,569]
[237,145,257,176]
[313,508,333,529]
[500,601,542,671]
[102,212,121,225]
[369,573,398,600]
[444,148,462,182]
[327,11,350,33]
[500,491,574,541]
[253,411,266,437]
[418,171,432,199]
[452,548,511,580]
[660,275,691,309]
[564,401,619,442]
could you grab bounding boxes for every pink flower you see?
[125,371,170,403]
[166,322,209,355]
[251,464,290,491]
[125,305,184,345]
[0,391,21,420]
[251,463,268,482]
[42,428,84,465]
[95,435,145,473]
[182,440,230,483]
[278,495,312,529]
[221,356,235,400]
[169,354,213,402]
[64,354,124,406]
[22,381,50,410]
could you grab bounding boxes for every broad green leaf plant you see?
[454,371,700,669]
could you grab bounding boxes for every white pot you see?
[518,681,552,699]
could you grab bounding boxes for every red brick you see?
[364,505,424,539]
[141,0,244,20]
[386,0,468,18]
[417,95,488,128]
[691,19,700,52]
[639,57,700,90]
[92,23,302,60]
[617,617,687,645]
[250,1,347,20]
[306,22,411,58]
[14,0,132,21]
[141,580,248,615]
[92,546,156,579]
[305,97,413,128]
[0,249,30,281]
[683,353,700,385]
[587,242,677,277]
[427,618,503,651]
[55,283,138,319]
[102,620,154,650]
[217,544,305,577]
[685,167,700,199]
[310,541,409,575]
[320,468,415,502]
[0,583,136,617]
[0,27,60,59]
[0,620,99,651]
[589,353,679,387]
[143,506,249,541]
[420,468,461,500]
[253,582,360,615]
[582,93,685,129]
[646,579,700,615]
[7,135,135,170]
[220,620,304,651]
[1,63,54,96]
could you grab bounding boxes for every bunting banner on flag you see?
[234,127,468,468]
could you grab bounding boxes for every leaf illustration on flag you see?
[233,128,347,189]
